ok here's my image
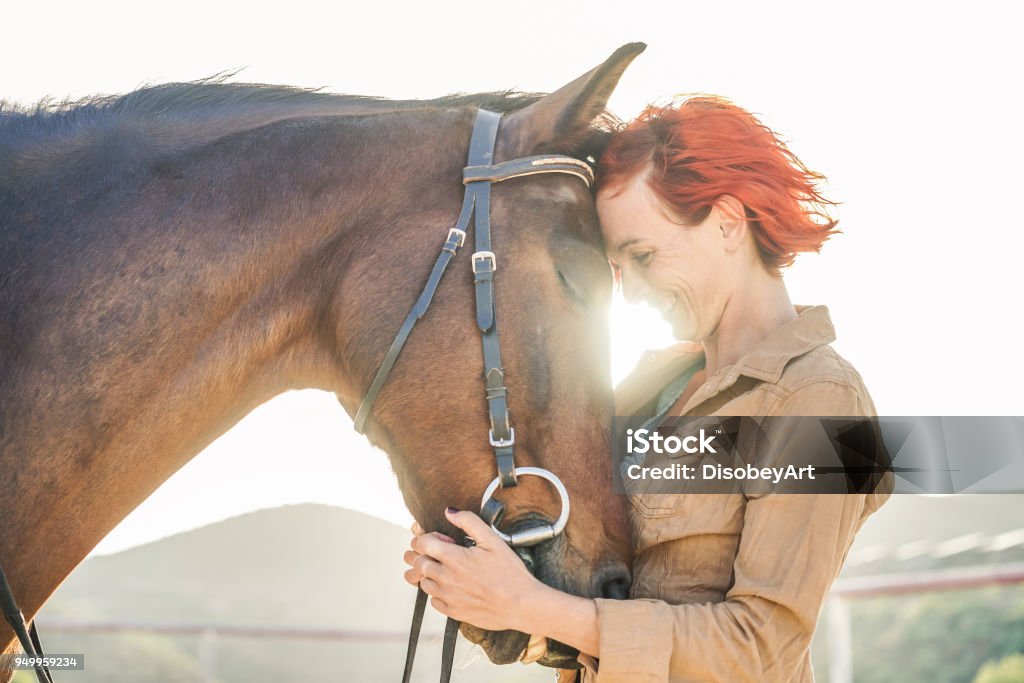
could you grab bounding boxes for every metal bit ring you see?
[480,467,570,547]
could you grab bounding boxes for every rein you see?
[0,564,53,683]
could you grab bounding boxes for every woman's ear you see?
[714,195,748,251]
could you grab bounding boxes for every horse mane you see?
[0,76,546,141]
[0,76,546,122]
[0,77,531,170]
[0,76,616,181]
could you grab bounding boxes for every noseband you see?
[352,108,594,681]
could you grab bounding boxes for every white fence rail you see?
[826,562,1024,683]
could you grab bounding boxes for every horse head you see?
[334,44,645,666]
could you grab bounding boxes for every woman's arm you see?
[588,379,890,682]
[591,491,874,682]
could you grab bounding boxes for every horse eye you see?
[557,270,588,309]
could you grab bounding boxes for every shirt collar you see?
[729,304,836,384]
[676,305,836,413]
[616,305,836,414]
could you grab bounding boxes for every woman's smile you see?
[655,293,677,318]
[597,174,730,343]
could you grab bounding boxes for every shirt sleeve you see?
[589,380,891,683]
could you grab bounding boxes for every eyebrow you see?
[612,237,645,253]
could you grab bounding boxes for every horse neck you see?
[0,108,465,645]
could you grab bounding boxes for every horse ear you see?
[496,42,646,160]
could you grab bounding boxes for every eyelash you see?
[558,271,588,309]
[632,251,653,266]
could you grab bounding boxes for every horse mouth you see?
[459,624,527,664]
[456,525,591,668]
[535,638,583,669]
[461,624,580,668]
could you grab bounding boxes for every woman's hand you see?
[403,520,454,584]
[402,508,544,633]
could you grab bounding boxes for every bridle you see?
[354,106,591,542]
[353,108,594,682]
[0,108,594,683]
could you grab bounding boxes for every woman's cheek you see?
[670,286,695,335]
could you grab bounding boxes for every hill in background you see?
[35,504,549,683]
[28,495,1024,682]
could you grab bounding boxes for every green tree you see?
[974,654,1024,683]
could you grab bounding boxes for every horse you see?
[0,43,646,678]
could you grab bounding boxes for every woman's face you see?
[597,174,732,342]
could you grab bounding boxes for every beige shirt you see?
[574,305,891,683]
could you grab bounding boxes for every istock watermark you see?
[611,416,1024,495]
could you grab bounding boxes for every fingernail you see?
[445,507,460,515]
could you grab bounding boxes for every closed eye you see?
[557,270,589,309]
[632,251,653,266]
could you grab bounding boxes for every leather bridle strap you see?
[400,587,428,683]
[353,216,471,433]
[352,109,497,435]
[402,539,471,683]
[0,562,54,683]
[400,589,461,683]
[380,109,592,682]
[352,108,594,446]
[464,109,518,488]
[463,155,595,186]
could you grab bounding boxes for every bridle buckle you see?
[489,427,515,448]
[447,227,466,248]
[472,250,497,273]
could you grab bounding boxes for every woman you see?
[404,96,891,682]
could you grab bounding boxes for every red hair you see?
[597,95,839,272]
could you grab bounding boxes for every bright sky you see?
[5,1,1021,555]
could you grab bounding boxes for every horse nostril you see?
[514,546,537,575]
[601,576,631,600]
[595,564,632,600]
